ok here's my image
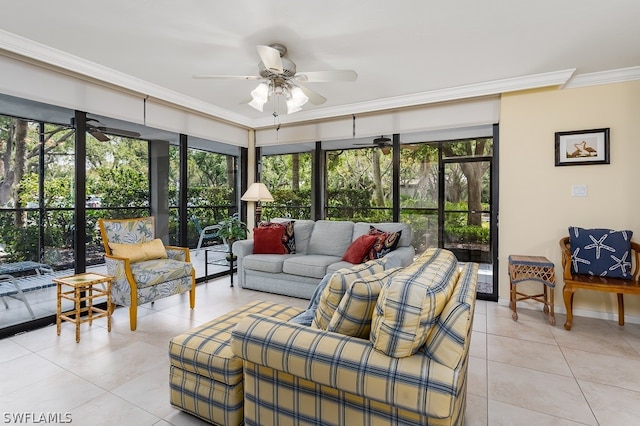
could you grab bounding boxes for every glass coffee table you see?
[204,244,236,287]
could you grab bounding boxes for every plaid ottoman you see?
[169,301,304,426]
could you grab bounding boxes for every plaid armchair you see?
[98,216,195,330]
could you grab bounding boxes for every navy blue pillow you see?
[569,227,633,279]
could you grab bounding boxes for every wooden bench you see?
[559,236,640,330]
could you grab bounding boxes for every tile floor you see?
[2,274,640,425]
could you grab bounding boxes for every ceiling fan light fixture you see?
[249,82,270,111]
[286,86,309,114]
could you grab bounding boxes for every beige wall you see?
[499,80,640,322]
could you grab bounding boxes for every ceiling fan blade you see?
[256,45,283,73]
[193,74,261,80]
[295,70,358,82]
[89,130,110,142]
[96,127,141,139]
[297,83,327,105]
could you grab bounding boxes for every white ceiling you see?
[1,0,639,130]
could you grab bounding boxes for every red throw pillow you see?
[253,226,287,254]
[342,234,379,264]
[258,221,296,253]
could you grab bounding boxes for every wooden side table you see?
[54,272,113,342]
[508,255,556,325]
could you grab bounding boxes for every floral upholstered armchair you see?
[98,216,195,330]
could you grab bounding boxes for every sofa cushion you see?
[243,254,294,274]
[312,260,385,330]
[283,255,342,279]
[370,248,459,358]
[568,226,633,278]
[327,267,401,338]
[258,221,296,253]
[130,258,193,288]
[271,219,314,254]
[308,220,354,256]
[169,301,303,386]
[422,262,478,369]
[342,234,378,264]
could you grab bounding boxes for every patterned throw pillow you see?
[327,267,401,338]
[312,260,385,330]
[368,226,402,260]
[370,248,459,358]
[569,226,633,279]
[258,221,296,254]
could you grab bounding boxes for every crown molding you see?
[3,29,638,132]
[562,66,640,89]
[0,30,254,128]
[250,69,577,128]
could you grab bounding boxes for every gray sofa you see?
[233,219,415,299]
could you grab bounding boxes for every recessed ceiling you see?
[1,0,639,128]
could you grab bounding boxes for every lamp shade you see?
[241,182,274,202]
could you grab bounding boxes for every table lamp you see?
[241,182,274,224]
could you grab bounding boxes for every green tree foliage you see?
[261,153,312,219]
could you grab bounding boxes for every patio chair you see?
[98,216,195,331]
[191,216,222,255]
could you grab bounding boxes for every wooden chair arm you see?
[559,236,573,280]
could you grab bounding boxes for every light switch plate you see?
[572,184,587,197]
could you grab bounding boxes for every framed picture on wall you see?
[555,128,610,166]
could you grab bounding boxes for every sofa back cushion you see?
[312,259,385,330]
[353,222,412,248]
[308,220,354,256]
[327,267,401,338]
[370,248,459,358]
[422,262,478,369]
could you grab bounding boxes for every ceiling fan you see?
[193,43,357,114]
[355,135,421,155]
[46,118,141,143]
[70,118,141,141]
[355,136,393,154]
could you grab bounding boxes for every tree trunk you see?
[226,156,235,203]
[292,153,299,190]
[371,149,385,207]
[442,139,490,226]
[13,119,28,227]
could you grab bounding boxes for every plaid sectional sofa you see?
[170,248,478,425]
[231,249,479,425]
